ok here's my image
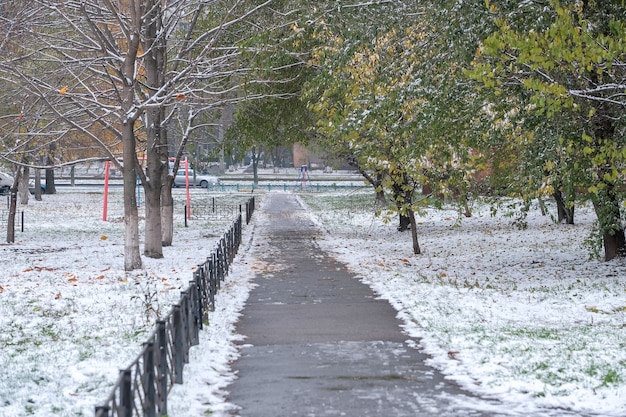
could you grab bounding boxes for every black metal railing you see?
[95,202,251,417]
[245,196,255,225]
[207,183,362,193]
[184,196,255,226]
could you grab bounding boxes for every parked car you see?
[173,169,220,188]
[0,171,13,195]
[0,172,45,195]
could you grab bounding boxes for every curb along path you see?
[224,193,504,416]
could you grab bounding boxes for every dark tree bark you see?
[593,183,626,261]
[590,105,625,260]
[34,168,42,201]
[392,178,412,232]
[408,208,421,254]
[6,168,21,244]
[398,213,410,231]
[553,190,574,224]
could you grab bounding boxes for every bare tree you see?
[0,0,283,270]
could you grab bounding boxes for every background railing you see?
[95,196,254,417]
[184,196,255,225]
[206,183,362,193]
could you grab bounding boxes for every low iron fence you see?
[245,196,255,225]
[95,197,254,417]
[0,208,24,231]
[206,183,362,193]
[184,196,255,225]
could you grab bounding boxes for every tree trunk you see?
[161,182,174,246]
[392,176,411,232]
[142,105,165,259]
[45,144,56,194]
[34,168,42,201]
[122,145,142,271]
[144,185,164,258]
[603,229,625,262]
[398,213,410,231]
[553,190,574,224]
[142,0,167,257]
[408,208,421,255]
[6,168,20,244]
[593,185,625,261]
[375,189,386,206]
[18,166,29,205]
[121,23,143,271]
[44,166,56,195]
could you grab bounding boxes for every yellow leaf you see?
[59,86,68,95]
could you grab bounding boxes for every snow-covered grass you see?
[0,188,255,416]
[300,191,626,416]
[2,185,626,416]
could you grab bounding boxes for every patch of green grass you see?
[586,363,624,388]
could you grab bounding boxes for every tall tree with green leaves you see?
[301,0,496,253]
[468,0,626,260]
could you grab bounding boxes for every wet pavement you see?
[224,193,583,417]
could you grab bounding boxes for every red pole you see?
[103,161,110,221]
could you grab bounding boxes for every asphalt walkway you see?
[224,193,513,416]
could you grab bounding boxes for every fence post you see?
[119,369,132,417]
[188,281,200,346]
[179,293,190,365]
[214,250,222,289]
[195,269,206,329]
[220,238,226,281]
[156,321,168,415]
[143,341,156,417]
[173,305,184,384]
[237,214,242,246]
[208,256,216,311]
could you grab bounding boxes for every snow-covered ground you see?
[0,188,254,416]
[1,184,625,416]
[300,192,626,417]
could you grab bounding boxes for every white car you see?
[173,169,220,188]
[0,171,13,194]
